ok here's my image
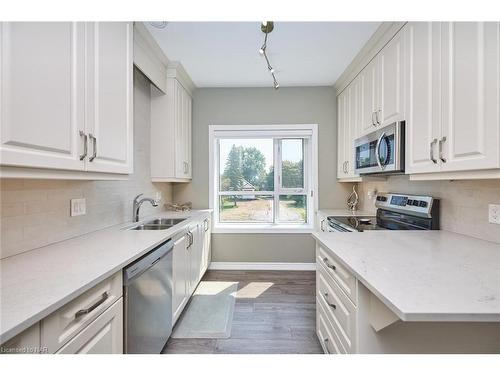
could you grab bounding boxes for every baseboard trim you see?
[208,262,316,271]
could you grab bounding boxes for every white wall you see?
[173,87,353,263]
[0,69,173,259]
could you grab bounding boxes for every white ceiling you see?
[145,22,380,88]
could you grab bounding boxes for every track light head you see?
[260,21,274,34]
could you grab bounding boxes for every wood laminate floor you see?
[162,270,323,354]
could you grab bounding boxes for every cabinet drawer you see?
[317,244,357,303]
[56,298,123,354]
[41,271,122,353]
[316,297,346,354]
[317,264,357,353]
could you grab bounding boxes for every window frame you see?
[209,124,318,233]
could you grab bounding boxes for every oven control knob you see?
[412,200,420,206]
[419,201,428,208]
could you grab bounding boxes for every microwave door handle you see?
[375,132,385,170]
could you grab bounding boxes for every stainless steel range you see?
[327,193,439,232]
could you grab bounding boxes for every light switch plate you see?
[70,198,86,217]
[488,204,500,224]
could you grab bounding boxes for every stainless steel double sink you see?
[129,218,186,231]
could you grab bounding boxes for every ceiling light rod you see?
[259,21,279,89]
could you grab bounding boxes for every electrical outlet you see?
[70,198,86,217]
[489,204,500,224]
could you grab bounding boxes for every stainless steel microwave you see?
[354,121,405,175]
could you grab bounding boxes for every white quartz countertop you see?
[0,209,212,344]
[318,209,376,217]
[312,230,500,322]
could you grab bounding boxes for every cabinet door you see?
[346,79,360,177]
[358,59,378,135]
[337,90,347,178]
[172,233,189,323]
[174,81,186,178]
[56,298,123,354]
[440,22,500,171]
[85,22,133,174]
[188,224,203,295]
[174,83,192,179]
[404,22,442,174]
[201,217,212,276]
[378,31,405,126]
[186,93,193,178]
[0,22,85,170]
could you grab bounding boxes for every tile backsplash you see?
[357,176,500,244]
[0,69,173,259]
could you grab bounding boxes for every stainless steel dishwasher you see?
[123,239,173,353]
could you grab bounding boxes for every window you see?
[209,125,318,233]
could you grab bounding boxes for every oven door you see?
[354,121,404,175]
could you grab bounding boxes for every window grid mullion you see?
[273,138,280,224]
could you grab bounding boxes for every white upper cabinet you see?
[0,22,86,171]
[377,31,405,126]
[358,59,378,135]
[337,89,348,179]
[405,22,500,176]
[0,22,133,178]
[357,32,405,136]
[151,62,194,182]
[440,22,500,172]
[404,22,442,174]
[85,22,133,174]
[337,76,362,181]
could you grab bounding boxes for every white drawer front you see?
[56,298,123,354]
[317,297,346,354]
[317,264,357,353]
[317,244,357,303]
[41,271,122,353]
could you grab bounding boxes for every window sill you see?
[212,224,314,234]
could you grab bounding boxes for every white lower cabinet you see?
[172,215,212,325]
[317,260,357,353]
[56,298,123,354]
[172,232,190,323]
[200,217,212,277]
[317,297,346,354]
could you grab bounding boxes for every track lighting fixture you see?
[259,21,279,90]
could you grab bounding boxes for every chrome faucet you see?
[133,194,159,222]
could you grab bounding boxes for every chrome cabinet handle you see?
[345,160,349,173]
[371,112,376,127]
[323,257,336,271]
[375,132,386,170]
[75,292,109,319]
[79,131,88,161]
[204,219,209,232]
[430,138,438,164]
[323,292,337,309]
[438,136,447,163]
[376,109,382,125]
[320,219,325,232]
[89,133,97,162]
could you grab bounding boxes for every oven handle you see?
[375,132,386,170]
